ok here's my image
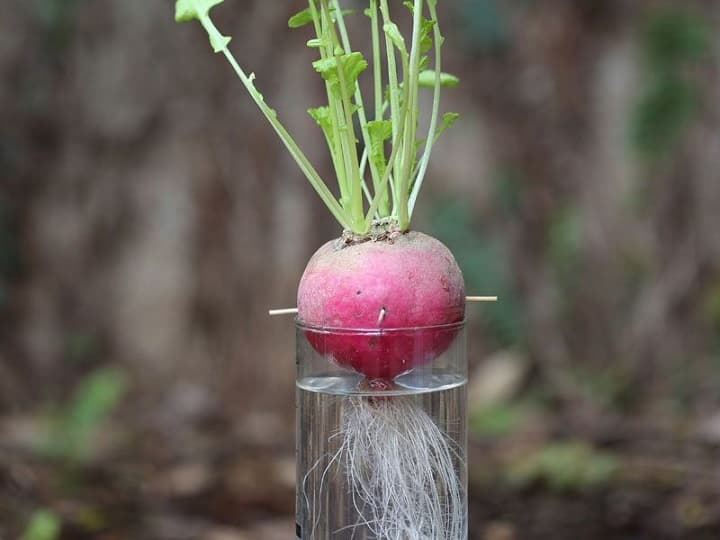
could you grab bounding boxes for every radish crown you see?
[175,0,459,234]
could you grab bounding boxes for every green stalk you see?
[395,52,411,226]
[369,0,389,215]
[370,0,383,123]
[364,99,410,230]
[321,0,364,230]
[197,15,351,230]
[319,2,357,213]
[397,0,423,231]
[331,0,382,222]
[409,0,443,217]
[308,1,352,212]
[364,124,405,229]
[379,0,401,216]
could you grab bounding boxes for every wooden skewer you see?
[268,308,299,316]
[269,296,498,316]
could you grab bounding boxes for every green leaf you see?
[470,403,528,437]
[419,55,430,71]
[175,0,224,23]
[366,120,393,178]
[308,106,335,147]
[313,51,368,98]
[288,8,314,28]
[505,442,619,492]
[37,367,126,462]
[419,16,436,53]
[418,70,460,88]
[383,22,408,57]
[290,6,354,28]
[631,75,697,158]
[643,8,710,71]
[21,510,60,540]
[434,112,460,143]
[175,0,231,53]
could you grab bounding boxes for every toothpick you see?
[268,308,299,316]
[268,296,497,316]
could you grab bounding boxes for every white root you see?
[304,396,466,539]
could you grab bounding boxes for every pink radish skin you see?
[298,231,465,380]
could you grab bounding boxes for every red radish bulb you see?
[298,231,465,380]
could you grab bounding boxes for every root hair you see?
[304,395,465,539]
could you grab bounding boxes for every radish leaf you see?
[175,0,224,23]
[288,8,314,28]
[175,0,230,52]
[290,7,354,29]
[313,52,368,98]
[433,112,460,143]
[367,120,393,178]
[308,107,335,147]
[419,70,459,88]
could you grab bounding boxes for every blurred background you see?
[1,0,720,538]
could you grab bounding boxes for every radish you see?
[176,1,470,538]
[298,231,465,380]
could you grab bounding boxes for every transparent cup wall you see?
[295,321,467,540]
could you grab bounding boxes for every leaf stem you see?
[321,0,364,230]
[409,0,443,217]
[397,0,423,231]
[368,0,389,215]
[198,14,352,229]
[331,0,382,221]
[309,1,352,211]
[379,0,402,216]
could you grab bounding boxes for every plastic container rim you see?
[295,318,466,335]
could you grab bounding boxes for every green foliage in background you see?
[21,510,60,540]
[547,207,581,293]
[702,281,720,332]
[571,365,636,411]
[457,0,509,51]
[631,8,710,159]
[506,441,619,492]
[430,199,524,347]
[63,331,103,366]
[470,402,529,437]
[34,0,81,49]
[642,9,709,70]
[36,368,126,463]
